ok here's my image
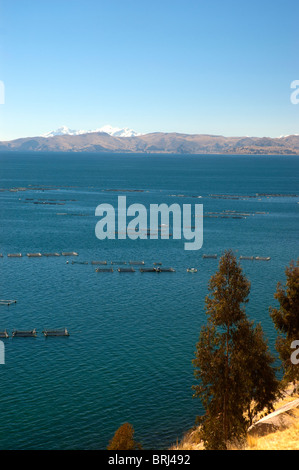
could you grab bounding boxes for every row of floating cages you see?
[2,253,271,264]
[79,261,146,266]
[111,261,145,265]
[2,252,78,258]
[96,267,175,273]
[202,254,271,261]
[140,267,175,273]
[73,262,186,270]
[0,329,69,338]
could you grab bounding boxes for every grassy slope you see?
[171,386,299,450]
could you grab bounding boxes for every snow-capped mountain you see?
[42,125,142,138]
[278,134,299,138]
[95,125,141,138]
[42,126,83,138]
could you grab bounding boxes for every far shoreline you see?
[0,151,298,157]
[0,132,298,156]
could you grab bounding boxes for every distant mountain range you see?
[0,128,299,155]
[41,125,141,138]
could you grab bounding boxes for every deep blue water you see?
[0,152,298,450]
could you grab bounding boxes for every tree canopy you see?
[270,259,299,385]
[107,422,142,450]
[193,250,279,449]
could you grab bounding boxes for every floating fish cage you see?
[240,256,254,260]
[91,261,107,265]
[157,267,175,272]
[140,267,175,273]
[71,261,88,265]
[111,261,127,265]
[27,253,42,257]
[96,268,114,272]
[61,252,78,256]
[0,299,17,306]
[0,330,9,338]
[42,329,69,337]
[7,253,22,258]
[118,267,135,272]
[12,329,37,337]
[202,254,217,259]
[129,261,145,265]
[43,253,60,257]
[255,256,271,261]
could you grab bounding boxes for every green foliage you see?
[107,422,142,450]
[231,320,279,425]
[270,259,299,384]
[193,250,279,450]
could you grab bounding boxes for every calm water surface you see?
[0,152,298,449]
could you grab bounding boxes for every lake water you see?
[0,152,298,449]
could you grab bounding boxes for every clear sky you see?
[0,0,298,140]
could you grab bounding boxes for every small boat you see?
[187,267,197,273]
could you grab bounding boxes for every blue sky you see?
[0,0,298,140]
